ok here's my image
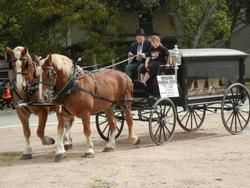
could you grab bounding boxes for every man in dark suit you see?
[125,28,151,79]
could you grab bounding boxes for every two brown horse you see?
[6,47,74,160]
[37,54,139,162]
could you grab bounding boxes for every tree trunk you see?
[192,2,217,48]
[224,0,241,48]
[169,0,184,45]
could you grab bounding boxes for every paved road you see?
[1,99,248,128]
[0,109,83,128]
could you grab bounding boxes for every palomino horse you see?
[6,47,74,160]
[37,54,140,162]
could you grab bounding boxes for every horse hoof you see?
[19,154,32,160]
[103,147,114,152]
[64,144,73,151]
[49,138,55,145]
[83,152,95,158]
[54,153,65,162]
[42,136,55,145]
[134,137,140,145]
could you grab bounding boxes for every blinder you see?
[10,56,40,102]
[39,66,57,102]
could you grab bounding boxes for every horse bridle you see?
[10,58,39,101]
[38,66,57,102]
[40,61,82,103]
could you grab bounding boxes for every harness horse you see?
[37,54,140,162]
[6,47,74,160]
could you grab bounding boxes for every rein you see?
[91,55,137,72]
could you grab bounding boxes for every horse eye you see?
[22,62,28,69]
[20,58,27,62]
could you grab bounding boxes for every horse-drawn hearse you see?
[96,48,250,145]
[5,46,250,161]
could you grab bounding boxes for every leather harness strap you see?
[9,60,41,113]
[53,64,117,105]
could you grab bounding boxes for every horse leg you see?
[82,113,95,158]
[103,108,117,152]
[17,109,32,160]
[123,104,140,145]
[54,114,67,162]
[64,116,74,150]
[37,111,55,145]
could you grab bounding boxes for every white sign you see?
[157,75,179,98]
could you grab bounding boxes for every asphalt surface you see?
[0,109,83,128]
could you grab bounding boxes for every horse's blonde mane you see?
[13,46,32,60]
[13,46,24,53]
[51,54,73,77]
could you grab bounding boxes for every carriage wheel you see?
[177,105,206,132]
[149,98,176,145]
[96,110,124,141]
[221,83,250,135]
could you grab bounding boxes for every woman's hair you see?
[150,35,162,46]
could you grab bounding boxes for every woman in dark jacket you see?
[140,35,170,85]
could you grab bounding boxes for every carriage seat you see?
[133,80,151,98]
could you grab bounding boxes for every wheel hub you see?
[234,106,240,113]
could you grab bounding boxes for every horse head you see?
[36,54,72,102]
[6,46,36,92]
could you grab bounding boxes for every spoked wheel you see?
[177,105,206,132]
[221,83,250,135]
[149,98,176,145]
[96,110,124,141]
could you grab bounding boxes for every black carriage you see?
[96,48,250,145]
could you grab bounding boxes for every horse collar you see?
[52,63,79,100]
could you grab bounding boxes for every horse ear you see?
[45,54,52,66]
[34,55,40,65]
[5,47,14,57]
[21,47,28,56]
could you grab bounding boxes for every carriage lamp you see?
[172,45,182,66]
[171,45,182,79]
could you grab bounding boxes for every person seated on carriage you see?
[139,35,170,86]
[125,28,151,80]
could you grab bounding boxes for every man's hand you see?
[128,52,134,57]
[138,52,146,59]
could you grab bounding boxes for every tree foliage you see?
[167,0,231,48]
[130,0,249,48]
[1,0,250,61]
[0,0,123,65]
[225,0,250,47]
